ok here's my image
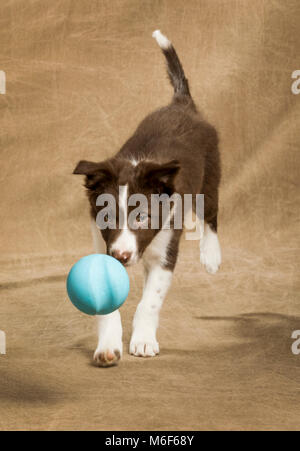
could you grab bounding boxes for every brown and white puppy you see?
[74,31,221,366]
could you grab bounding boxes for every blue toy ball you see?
[67,254,130,315]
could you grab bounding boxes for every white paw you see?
[130,332,159,357]
[94,339,123,367]
[200,229,221,274]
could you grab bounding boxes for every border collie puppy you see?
[74,31,221,366]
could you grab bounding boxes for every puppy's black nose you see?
[112,250,132,265]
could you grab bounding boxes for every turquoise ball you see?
[67,254,130,315]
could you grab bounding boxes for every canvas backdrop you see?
[0,0,299,430]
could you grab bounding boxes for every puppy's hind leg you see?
[200,218,221,274]
[91,219,123,367]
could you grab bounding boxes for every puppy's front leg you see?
[130,264,172,357]
[91,219,123,366]
[94,310,123,366]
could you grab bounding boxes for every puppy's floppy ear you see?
[137,159,180,193]
[73,160,116,190]
[73,160,100,175]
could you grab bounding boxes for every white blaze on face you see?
[110,185,138,265]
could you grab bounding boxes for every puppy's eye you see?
[103,209,116,224]
[137,213,148,223]
[106,212,116,222]
[130,212,149,229]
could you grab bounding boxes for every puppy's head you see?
[73,158,180,266]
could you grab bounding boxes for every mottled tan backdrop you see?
[0,0,299,431]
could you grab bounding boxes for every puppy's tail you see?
[152,30,190,97]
